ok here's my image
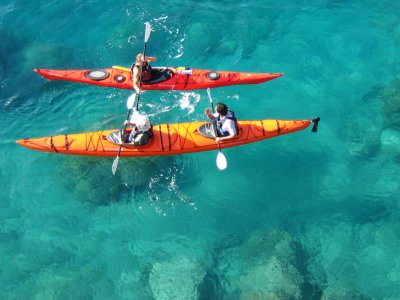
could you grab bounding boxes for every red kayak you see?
[34,66,283,91]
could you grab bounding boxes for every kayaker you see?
[123,110,153,145]
[131,53,156,93]
[205,103,238,142]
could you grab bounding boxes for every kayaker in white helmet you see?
[123,110,153,146]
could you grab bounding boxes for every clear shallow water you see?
[1,0,400,298]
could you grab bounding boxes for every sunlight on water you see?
[178,92,201,114]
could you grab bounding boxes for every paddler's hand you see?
[205,108,213,119]
[216,134,235,143]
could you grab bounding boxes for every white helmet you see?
[130,111,150,132]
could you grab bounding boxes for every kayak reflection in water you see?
[205,102,238,142]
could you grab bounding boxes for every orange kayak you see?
[34,66,283,91]
[16,118,318,157]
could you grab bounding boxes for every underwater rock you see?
[238,229,296,263]
[238,257,303,299]
[185,22,223,57]
[116,270,152,299]
[344,114,381,158]
[217,40,239,57]
[300,220,400,299]
[357,224,400,297]
[9,267,102,300]
[24,42,74,70]
[216,229,304,299]
[319,162,352,201]
[380,129,400,155]
[0,29,21,72]
[57,155,194,206]
[148,256,206,299]
[321,286,368,299]
[129,234,211,298]
[197,270,223,300]
[58,157,130,205]
[379,80,400,129]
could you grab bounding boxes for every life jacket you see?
[123,112,153,145]
[126,125,153,146]
[131,61,152,82]
[216,110,238,137]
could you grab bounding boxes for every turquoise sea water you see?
[1,0,400,298]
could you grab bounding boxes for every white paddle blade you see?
[112,156,119,175]
[126,93,137,110]
[216,151,227,170]
[144,22,152,42]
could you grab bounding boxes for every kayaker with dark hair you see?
[205,102,238,142]
[131,53,156,93]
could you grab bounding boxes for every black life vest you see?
[131,61,152,82]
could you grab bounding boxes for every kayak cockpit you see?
[197,122,217,139]
[83,67,174,85]
[197,121,242,140]
[106,129,153,147]
[143,67,173,84]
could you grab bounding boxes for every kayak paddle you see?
[207,88,227,170]
[111,94,137,175]
[135,21,151,111]
[112,22,152,175]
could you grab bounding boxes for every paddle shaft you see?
[213,120,222,152]
[135,42,148,111]
[115,44,148,159]
[208,92,222,152]
[120,25,151,149]
[113,24,151,173]
[115,110,132,158]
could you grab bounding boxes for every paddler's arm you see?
[216,133,236,143]
[132,68,141,94]
[124,120,136,127]
[144,56,156,63]
[215,123,237,142]
[205,108,215,120]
